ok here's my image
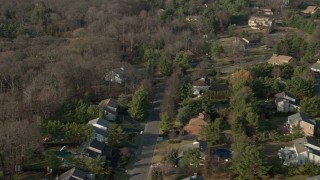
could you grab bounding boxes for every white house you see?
[279,137,320,165]
[87,117,109,142]
[248,16,274,30]
[274,92,300,112]
[192,78,210,96]
[98,98,119,121]
[105,67,126,84]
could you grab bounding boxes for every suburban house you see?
[248,16,274,30]
[310,60,320,73]
[58,167,90,180]
[307,175,320,180]
[260,8,273,16]
[87,117,109,142]
[185,16,200,22]
[278,137,320,165]
[192,78,210,96]
[182,173,204,180]
[178,140,207,161]
[183,113,208,136]
[206,84,230,100]
[84,139,112,162]
[267,54,296,65]
[274,92,300,112]
[236,37,261,49]
[301,6,318,16]
[105,67,126,84]
[98,98,119,121]
[287,113,317,136]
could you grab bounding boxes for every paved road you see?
[128,80,165,180]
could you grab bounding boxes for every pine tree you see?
[128,86,149,121]
[200,118,221,146]
[233,144,270,179]
[106,124,128,147]
[160,112,173,134]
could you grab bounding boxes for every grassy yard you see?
[152,140,193,163]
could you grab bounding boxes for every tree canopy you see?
[128,86,149,121]
[300,97,320,117]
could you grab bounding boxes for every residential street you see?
[128,79,165,180]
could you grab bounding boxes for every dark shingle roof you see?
[210,84,229,91]
[192,78,210,87]
[89,139,106,151]
[87,117,109,128]
[58,167,87,180]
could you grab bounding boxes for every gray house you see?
[274,92,300,112]
[98,98,119,121]
[87,117,109,142]
[58,167,88,180]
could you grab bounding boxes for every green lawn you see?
[152,140,192,163]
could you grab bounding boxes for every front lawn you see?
[152,140,192,164]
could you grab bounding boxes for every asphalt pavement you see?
[128,80,165,180]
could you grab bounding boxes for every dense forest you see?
[0,0,255,123]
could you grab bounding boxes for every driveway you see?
[128,79,165,180]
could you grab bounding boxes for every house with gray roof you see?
[58,167,88,180]
[274,92,300,112]
[98,98,119,121]
[84,139,112,163]
[87,117,109,142]
[278,137,320,165]
[287,113,317,136]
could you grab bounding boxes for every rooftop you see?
[88,139,106,152]
[87,117,109,128]
[183,113,208,136]
[267,54,294,65]
[58,167,87,180]
[310,61,320,72]
[99,98,119,109]
[192,78,210,87]
[302,6,318,14]
[288,113,316,126]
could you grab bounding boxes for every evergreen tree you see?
[285,77,314,98]
[128,86,149,121]
[106,124,128,147]
[117,94,129,109]
[166,149,178,165]
[233,144,270,179]
[159,53,172,76]
[181,149,202,168]
[300,97,320,117]
[160,112,173,134]
[201,118,221,146]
